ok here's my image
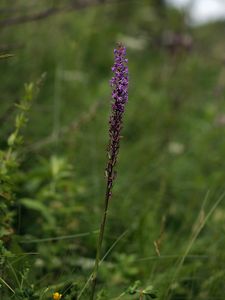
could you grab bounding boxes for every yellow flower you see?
[52,292,62,300]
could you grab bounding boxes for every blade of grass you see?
[165,190,225,300]
[76,230,128,300]
[20,230,99,243]
[0,277,15,294]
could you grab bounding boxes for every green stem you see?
[89,162,113,300]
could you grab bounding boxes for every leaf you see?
[20,198,55,225]
[143,285,157,298]
[7,133,16,147]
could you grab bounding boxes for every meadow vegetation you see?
[0,1,225,299]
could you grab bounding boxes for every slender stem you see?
[89,44,128,300]
[90,160,113,300]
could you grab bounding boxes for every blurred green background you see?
[1,0,225,299]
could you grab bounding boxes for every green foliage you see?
[0,82,35,241]
[1,1,225,299]
[127,281,157,299]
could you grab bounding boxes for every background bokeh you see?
[1,0,225,299]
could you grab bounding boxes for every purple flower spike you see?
[106,43,129,194]
[90,44,129,300]
[110,45,129,110]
